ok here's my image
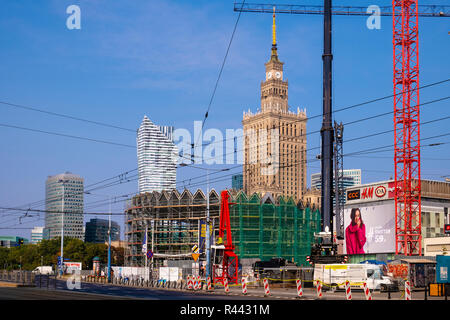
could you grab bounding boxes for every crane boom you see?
[234,2,450,17]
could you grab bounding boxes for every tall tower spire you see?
[272,6,276,46]
[271,6,278,60]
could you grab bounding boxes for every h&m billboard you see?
[344,202,395,255]
[346,181,396,204]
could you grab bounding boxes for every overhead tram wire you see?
[192,97,450,172]
[0,100,137,132]
[3,107,450,218]
[193,0,246,154]
[194,77,450,150]
[1,82,447,168]
[3,88,448,222]
[0,168,140,216]
[3,135,449,229]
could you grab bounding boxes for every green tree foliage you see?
[0,237,122,270]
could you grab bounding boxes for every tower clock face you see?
[267,72,272,79]
[275,72,281,79]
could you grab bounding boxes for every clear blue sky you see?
[0,0,449,240]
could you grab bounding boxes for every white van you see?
[314,263,394,291]
[32,266,54,275]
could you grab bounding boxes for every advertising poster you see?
[343,202,395,254]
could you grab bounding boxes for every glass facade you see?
[137,116,177,193]
[45,172,84,241]
[85,218,120,243]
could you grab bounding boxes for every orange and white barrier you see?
[363,282,372,300]
[193,276,198,290]
[316,280,322,298]
[224,277,229,294]
[263,278,271,296]
[206,276,212,291]
[345,280,352,300]
[296,279,303,297]
[187,275,193,290]
[242,277,247,295]
[405,281,411,300]
[197,276,201,291]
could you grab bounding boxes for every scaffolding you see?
[124,189,320,267]
[229,192,321,266]
[124,189,220,267]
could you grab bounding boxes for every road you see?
[26,276,448,300]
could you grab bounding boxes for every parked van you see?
[314,263,394,291]
[32,266,54,275]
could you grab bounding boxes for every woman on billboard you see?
[345,208,366,254]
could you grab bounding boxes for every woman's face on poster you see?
[354,210,361,225]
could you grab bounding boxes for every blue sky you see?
[0,0,449,240]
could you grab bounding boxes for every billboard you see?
[346,181,396,204]
[343,202,395,254]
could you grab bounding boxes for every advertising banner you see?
[344,202,395,254]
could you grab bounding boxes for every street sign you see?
[192,253,200,262]
[191,245,199,254]
[147,250,153,259]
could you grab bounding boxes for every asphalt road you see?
[1,276,446,301]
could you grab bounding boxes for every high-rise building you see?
[45,172,84,241]
[311,169,362,190]
[232,174,243,190]
[85,218,120,243]
[137,116,178,193]
[243,11,307,201]
[31,226,44,244]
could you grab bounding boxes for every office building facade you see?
[31,226,44,244]
[85,218,120,243]
[311,169,362,190]
[232,174,244,190]
[137,116,178,193]
[45,172,84,241]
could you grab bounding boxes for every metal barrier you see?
[0,270,36,286]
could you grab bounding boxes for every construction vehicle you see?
[252,257,301,281]
[212,190,239,285]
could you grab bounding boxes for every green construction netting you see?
[229,193,321,266]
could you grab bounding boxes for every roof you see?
[400,258,436,264]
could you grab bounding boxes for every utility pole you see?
[145,224,148,281]
[58,179,69,277]
[320,0,334,242]
[107,196,112,283]
[205,168,211,280]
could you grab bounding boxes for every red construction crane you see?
[213,190,239,285]
[234,2,449,256]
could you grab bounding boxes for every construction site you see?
[124,189,320,268]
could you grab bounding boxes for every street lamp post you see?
[85,192,127,283]
[178,163,230,280]
[107,195,112,283]
[58,179,69,277]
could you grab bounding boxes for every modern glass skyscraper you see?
[311,169,362,190]
[137,116,177,193]
[45,172,84,241]
[31,226,44,244]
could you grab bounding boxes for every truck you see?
[313,263,397,291]
[32,266,54,275]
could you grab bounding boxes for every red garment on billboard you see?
[345,224,366,254]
